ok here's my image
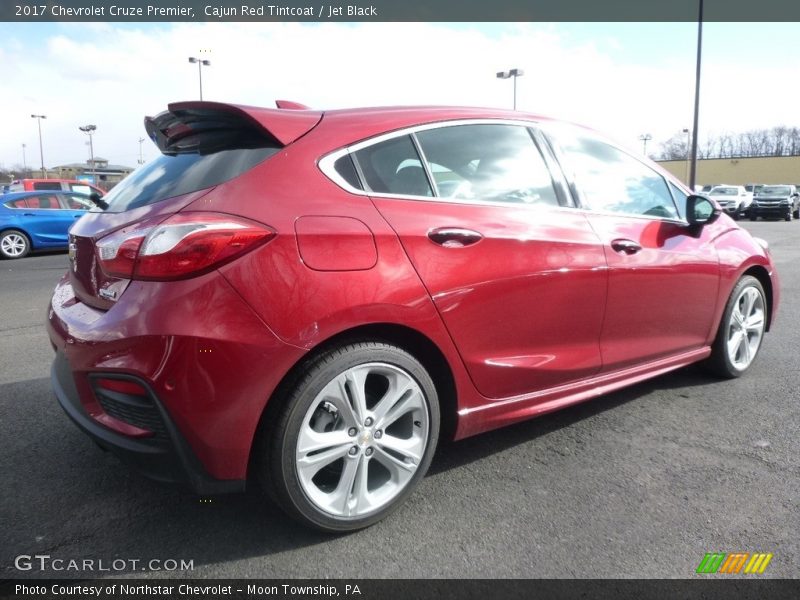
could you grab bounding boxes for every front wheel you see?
[259,341,440,532]
[706,276,767,378]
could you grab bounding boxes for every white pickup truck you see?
[705,185,753,219]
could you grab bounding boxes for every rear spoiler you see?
[144,101,322,154]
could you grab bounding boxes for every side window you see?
[70,184,93,195]
[33,181,63,191]
[415,124,559,206]
[4,199,29,209]
[29,194,60,209]
[63,194,92,210]
[669,183,689,218]
[550,127,679,219]
[353,135,433,197]
[332,155,362,190]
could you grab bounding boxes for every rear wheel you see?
[259,341,440,532]
[0,230,30,259]
[793,205,799,219]
[706,276,766,378]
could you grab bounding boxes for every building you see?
[52,157,135,190]
[657,155,800,187]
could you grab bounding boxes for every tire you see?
[258,341,440,532]
[793,206,799,219]
[749,214,758,221]
[705,275,767,378]
[0,230,30,259]
[785,210,792,222]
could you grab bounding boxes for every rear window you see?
[33,182,63,191]
[100,146,279,213]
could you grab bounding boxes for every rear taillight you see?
[96,212,274,280]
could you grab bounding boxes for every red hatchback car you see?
[48,101,779,531]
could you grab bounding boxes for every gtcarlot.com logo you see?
[696,552,773,574]
[14,554,194,572]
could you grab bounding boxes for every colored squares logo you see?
[696,552,773,574]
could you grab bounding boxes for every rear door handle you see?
[428,227,483,248]
[610,239,642,255]
[23,213,36,217]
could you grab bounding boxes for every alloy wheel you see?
[725,286,765,371]
[1,233,28,258]
[295,362,429,518]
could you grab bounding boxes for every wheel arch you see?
[247,322,459,481]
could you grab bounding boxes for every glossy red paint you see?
[47,102,780,491]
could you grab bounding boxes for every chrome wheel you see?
[725,285,765,371]
[0,232,28,258]
[295,362,430,519]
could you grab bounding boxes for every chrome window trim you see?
[318,118,546,199]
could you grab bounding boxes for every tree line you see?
[658,126,800,160]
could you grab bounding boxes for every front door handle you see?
[611,239,642,255]
[428,227,483,248]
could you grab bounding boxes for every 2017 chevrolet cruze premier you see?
[47,101,779,531]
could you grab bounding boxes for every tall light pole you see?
[138,137,145,165]
[639,133,653,156]
[21,143,27,177]
[188,56,211,100]
[688,0,704,190]
[31,114,46,178]
[79,125,97,184]
[496,68,524,110]
[682,128,692,185]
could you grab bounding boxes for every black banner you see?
[3,580,800,600]
[3,0,800,22]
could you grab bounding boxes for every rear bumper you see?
[46,271,307,486]
[52,351,245,494]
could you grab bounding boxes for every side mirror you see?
[686,195,721,227]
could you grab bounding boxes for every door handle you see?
[428,227,483,248]
[23,213,36,217]
[611,239,642,255]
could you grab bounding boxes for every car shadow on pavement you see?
[429,363,722,476]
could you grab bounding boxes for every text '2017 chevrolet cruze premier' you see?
[47,101,779,531]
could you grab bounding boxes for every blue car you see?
[0,191,96,259]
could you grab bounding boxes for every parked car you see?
[0,191,96,259]
[706,185,752,219]
[699,183,722,193]
[750,184,800,221]
[48,101,780,532]
[744,183,766,196]
[8,178,105,197]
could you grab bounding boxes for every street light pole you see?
[138,137,145,165]
[639,133,653,156]
[496,68,524,110]
[21,143,27,177]
[688,0,704,190]
[79,125,97,184]
[682,128,692,185]
[188,56,211,100]
[31,114,46,178]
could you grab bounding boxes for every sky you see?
[1,21,797,172]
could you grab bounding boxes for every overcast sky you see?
[1,22,796,172]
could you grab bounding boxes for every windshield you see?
[709,187,737,195]
[760,186,792,195]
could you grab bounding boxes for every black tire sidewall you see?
[267,342,440,532]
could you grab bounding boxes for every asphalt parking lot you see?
[1,221,797,579]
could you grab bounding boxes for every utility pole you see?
[31,114,47,178]
[138,137,145,165]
